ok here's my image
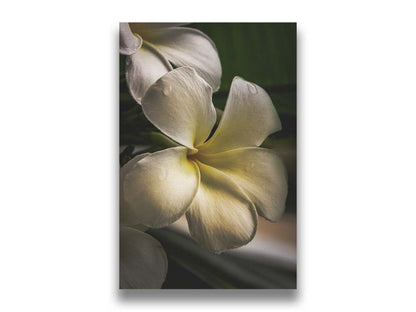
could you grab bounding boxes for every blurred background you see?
[120,23,297,289]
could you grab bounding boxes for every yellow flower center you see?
[187,148,199,161]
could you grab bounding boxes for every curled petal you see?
[120,226,167,289]
[120,147,199,228]
[142,67,216,149]
[198,147,288,221]
[129,23,187,33]
[119,23,142,55]
[126,42,172,104]
[198,77,281,153]
[142,27,222,91]
[186,161,257,253]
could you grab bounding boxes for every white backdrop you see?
[1,0,415,311]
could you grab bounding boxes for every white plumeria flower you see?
[119,23,222,104]
[120,226,168,289]
[120,67,287,253]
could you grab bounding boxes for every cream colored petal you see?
[125,42,172,104]
[129,23,187,33]
[198,77,281,154]
[142,67,216,149]
[143,27,222,91]
[120,226,167,289]
[119,23,142,55]
[120,152,150,185]
[186,161,257,253]
[120,147,199,228]
[120,153,149,222]
[198,147,288,221]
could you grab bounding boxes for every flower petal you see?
[142,67,216,149]
[142,27,222,91]
[119,23,142,55]
[186,161,257,253]
[120,152,150,184]
[120,226,167,289]
[198,77,281,154]
[125,42,172,104]
[129,23,187,33]
[198,147,288,221]
[120,153,150,223]
[120,147,199,228]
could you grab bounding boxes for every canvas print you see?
[119,23,297,289]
